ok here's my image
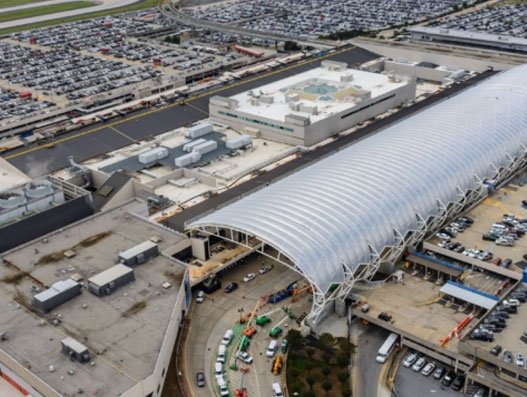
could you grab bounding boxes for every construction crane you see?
[291,285,312,302]
[235,368,249,397]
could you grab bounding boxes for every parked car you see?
[196,290,205,303]
[403,352,418,368]
[224,281,238,293]
[503,351,513,364]
[433,366,446,380]
[516,353,525,367]
[378,312,392,321]
[473,387,488,397]
[421,362,435,376]
[237,351,253,364]
[451,374,465,391]
[243,273,256,282]
[441,370,456,386]
[412,358,426,372]
[196,372,206,387]
[259,264,273,274]
[490,345,502,356]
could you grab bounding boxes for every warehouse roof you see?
[0,200,187,397]
[189,65,527,295]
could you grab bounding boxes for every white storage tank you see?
[182,138,206,152]
[185,122,214,139]
[138,147,169,164]
[226,135,252,150]
[175,152,201,168]
[192,140,217,155]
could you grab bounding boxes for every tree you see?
[289,367,300,379]
[322,380,333,396]
[287,329,303,350]
[341,388,352,397]
[306,348,316,359]
[306,361,314,371]
[337,354,350,367]
[337,371,350,384]
[319,333,335,348]
[284,41,300,51]
[306,375,317,390]
[322,366,331,377]
[304,392,316,397]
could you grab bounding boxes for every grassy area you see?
[0,0,160,35]
[0,1,95,23]
[286,330,354,397]
[0,0,48,8]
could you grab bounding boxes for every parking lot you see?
[184,251,312,397]
[187,0,477,38]
[434,3,527,39]
[393,360,464,397]
[0,87,56,125]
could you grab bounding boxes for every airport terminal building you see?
[190,65,527,324]
[209,60,416,145]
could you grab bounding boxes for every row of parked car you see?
[403,351,465,391]
[481,213,527,246]
[188,0,476,38]
[470,287,527,343]
[436,215,473,241]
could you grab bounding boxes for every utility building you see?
[209,61,415,145]
[190,65,527,325]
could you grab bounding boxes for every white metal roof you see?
[190,65,527,293]
[440,281,499,310]
[88,264,133,287]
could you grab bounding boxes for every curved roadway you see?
[0,0,143,30]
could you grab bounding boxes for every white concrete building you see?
[209,61,416,145]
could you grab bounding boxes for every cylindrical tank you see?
[25,180,53,199]
[0,190,26,209]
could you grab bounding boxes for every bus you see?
[376,333,398,363]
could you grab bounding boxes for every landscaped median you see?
[0,1,96,23]
[286,330,354,397]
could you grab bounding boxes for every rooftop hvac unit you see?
[183,138,206,152]
[138,147,169,164]
[341,73,353,82]
[61,337,90,363]
[0,190,26,209]
[25,180,53,199]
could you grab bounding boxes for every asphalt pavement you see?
[4,46,376,177]
[392,365,464,397]
[354,325,389,397]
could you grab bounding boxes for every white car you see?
[237,352,254,364]
[243,273,256,282]
[516,353,525,368]
[196,290,205,304]
[436,232,450,240]
[403,353,417,368]
[412,358,426,372]
[259,264,273,274]
[421,362,436,376]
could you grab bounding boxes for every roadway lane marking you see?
[184,101,209,116]
[108,126,137,143]
[4,46,355,161]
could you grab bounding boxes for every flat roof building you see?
[409,26,527,53]
[209,60,416,145]
[0,200,189,397]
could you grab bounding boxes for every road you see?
[354,325,389,397]
[183,255,311,397]
[4,46,376,177]
[0,0,143,29]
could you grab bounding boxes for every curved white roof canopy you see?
[190,65,527,293]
